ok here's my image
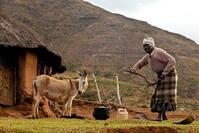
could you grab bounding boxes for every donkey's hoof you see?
[60,115,72,118]
[26,114,34,119]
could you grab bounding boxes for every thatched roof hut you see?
[0,11,65,72]
[0,11,66,105]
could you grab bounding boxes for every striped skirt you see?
[151,68,178,112]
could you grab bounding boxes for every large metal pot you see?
[93,106,110,120]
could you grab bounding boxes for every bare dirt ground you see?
[0,99,198,120]
[0,100,198,133]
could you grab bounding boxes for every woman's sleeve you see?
[157,50,176,76]
[132,55,149,71]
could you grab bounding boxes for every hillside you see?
[1,0,199,99]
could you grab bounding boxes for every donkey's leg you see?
[36,102,40,118]
[33,96,41,118]
[62,100,68,116]
[36,96,43,118]
[68,97,74,117]
[32,99,37,118]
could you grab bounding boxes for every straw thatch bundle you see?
[0,10,45,48]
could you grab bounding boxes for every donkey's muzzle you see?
[78,91,82,95]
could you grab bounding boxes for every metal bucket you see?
[93,106,110,120]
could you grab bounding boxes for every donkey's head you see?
[77,70,88,95]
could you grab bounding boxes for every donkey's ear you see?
[76,71,83,76]
[83,70,87,77]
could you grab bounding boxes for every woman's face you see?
[143,44,154,53]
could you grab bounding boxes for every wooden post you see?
[116,75,128,120]
[92,73,102,103]
[116,75,122,105]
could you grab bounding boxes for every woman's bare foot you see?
[163,112,168,120]
[156,113,163,121]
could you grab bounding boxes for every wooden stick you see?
[92,73,102,103]
[116,75,122,105]
[124,70,158,87]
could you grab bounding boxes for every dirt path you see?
[106,127,178,133]
[0,99,198,121]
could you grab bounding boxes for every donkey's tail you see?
[33,78,38,96]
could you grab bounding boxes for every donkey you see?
[32,71,88,118]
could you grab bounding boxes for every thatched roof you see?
[0,11,46,48]
[0,11,66,73]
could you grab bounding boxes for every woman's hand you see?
[129,68,136,73]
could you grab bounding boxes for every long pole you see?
[116,75,122,105]
[92,73,102,103]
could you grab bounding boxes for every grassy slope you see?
[0,118,199,133]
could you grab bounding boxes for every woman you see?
[131,37,177,121]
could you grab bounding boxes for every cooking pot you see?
[93,106,110,120]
